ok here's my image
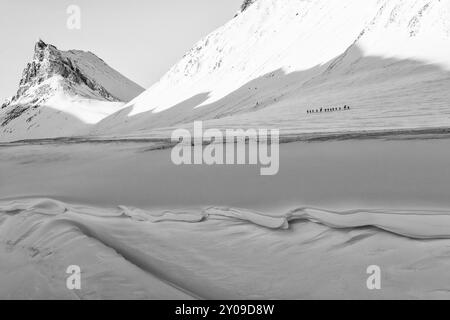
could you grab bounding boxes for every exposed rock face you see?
[11,40,117,105]
[240,0,257,12]
[0,40,144,141]
[1,40,119,128]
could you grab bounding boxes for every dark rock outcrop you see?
[11,40,117,104]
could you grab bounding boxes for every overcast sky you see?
[0,0,243,102]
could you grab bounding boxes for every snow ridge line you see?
[2,198,450,239]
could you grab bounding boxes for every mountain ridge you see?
[0,40,144,141]
[92,0,450,136]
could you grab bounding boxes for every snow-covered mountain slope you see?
[0,40,144,141]
[94,0,450,136]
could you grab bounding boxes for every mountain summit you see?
[0,40,143,141]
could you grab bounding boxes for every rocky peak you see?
[0,40,127,128]
[7,40,118,107]
[34,39,52,56]
[31,39,59,65]
[0,40,144,140]
[241,0,257,12]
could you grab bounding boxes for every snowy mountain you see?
[0,40,144,141]
[94,0,450,137]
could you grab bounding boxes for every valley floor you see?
[1,135,450,299]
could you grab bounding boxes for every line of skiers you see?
[307,105,350,114]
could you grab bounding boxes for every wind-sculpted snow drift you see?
[2,198,450,299]
[3,198,450,238]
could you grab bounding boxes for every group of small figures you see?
[307,105,351,114]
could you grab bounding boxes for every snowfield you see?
[2,137,450,299]
[93,0,450,138]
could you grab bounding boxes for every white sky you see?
[0,0,243,102]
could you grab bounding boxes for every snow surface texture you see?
[2,197,450,299]
[94,0,450,137]
[2,135,450,299]
[0,40,144,142]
